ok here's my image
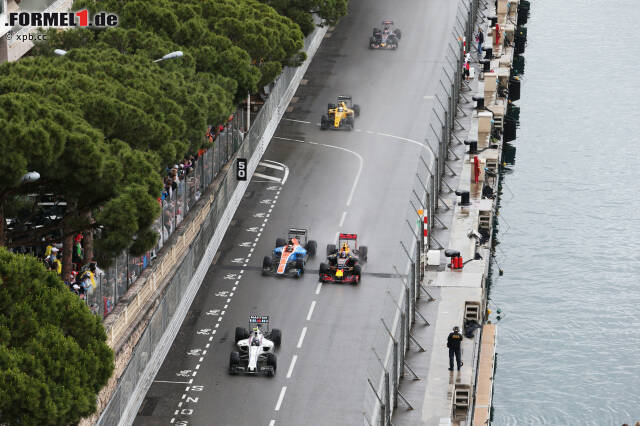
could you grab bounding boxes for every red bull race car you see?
[370,20,402,50]
[319,233,368,285]
[262,228,317,278]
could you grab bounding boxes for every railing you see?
[85,116,245,319]
[363,1,479,424]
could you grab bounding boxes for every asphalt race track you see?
[135,0,460,425]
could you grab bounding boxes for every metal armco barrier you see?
[364,0,480,424]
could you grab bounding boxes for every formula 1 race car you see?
[370,20,402,49]
[262,228,317,278]
[319,233,368,285]
[320,96,361,130]
[229,315,281,376]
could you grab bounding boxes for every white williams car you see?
[229,315,281,376]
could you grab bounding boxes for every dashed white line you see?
[192,371,197,377]
[254,172,282,182]
[170,418,175,423]
[232,286,236,291]
[339,211,347,227]
[218,317,223,322]
[212,330,217,334]
[199,357,204,362]
[203,350,207,354]
[306,301,316,321]
[269,420,276,426]
[286,355,298,378]
[178,402,183,408]
[315,282,322,295]
[274,386,287,411]
[181,394,186,399]
[206,343,210,348]
[195,364,200,370]
[297,327,308,349]
[230,292,234,297]
[215,324,220,328]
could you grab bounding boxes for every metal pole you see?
[247,92,251,132]
[384,371,391,425]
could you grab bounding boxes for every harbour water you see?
[490,1,640,425]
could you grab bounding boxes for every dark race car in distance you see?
[319,233,368,285]
[370,20,402,50]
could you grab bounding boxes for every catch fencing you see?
[363,0,480,424]
[85,115,245,318]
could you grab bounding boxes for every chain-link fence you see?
[364,1,480,424]
[96,21,327,426]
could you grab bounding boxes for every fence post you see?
[384,371,391,425]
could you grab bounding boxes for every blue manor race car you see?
[262,228,317,278]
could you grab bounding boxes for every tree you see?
[259,0,349,36]
[0,248,114,424]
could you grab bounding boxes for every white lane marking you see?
[178,402,182,408]
[153,380,191,384]
[274,386,287,411]
[192,371,197,377]
[282,118,312,124]
[205,343,210,348]
[339,211,347,227]
[306,301,316,321]
[263,160,289,185]
[170,418,175,424]
[273,137,362,207]
[254,172,282,182]
[199,357,204,362]
[365,130,375,134]
[269,421,276,426]
[259,161,285,171]
[286,355,298,378]
[195,364,200,370]
[297,327,307,348]
[315,282,322,295]
[181,394,186,399]
[376,131,428,151]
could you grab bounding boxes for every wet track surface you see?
[135,1,460,425]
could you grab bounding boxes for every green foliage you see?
[0,248,114,424]
[260,0,348,35]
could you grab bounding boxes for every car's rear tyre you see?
[229,351,240,374]
[320,115,329,130]
[270,329,282,348]
[306,240,317,257]
[319,262,329,282]
[276,238,286,248]
[235,327,249,343]
[262,256,272,275]
[265,352,277,376]
[359,245,368,261]
[395,29,402,39]
[353,104,360,117]
[295,259,305,276]
[327,244,337,256]
[373,28,381,37]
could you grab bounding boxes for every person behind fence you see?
[476,28,484,56]
[447,326,463,371]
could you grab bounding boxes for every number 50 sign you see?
[236,158,247,181]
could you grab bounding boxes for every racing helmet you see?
[339,251,347,259]
[341,242,350,253]
[338,105,344,112]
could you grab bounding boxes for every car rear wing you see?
[337,95,353,102]
[339,233,358,240]
[288,228,308,243]
[249,315,269,324]
[382,20,394,25]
